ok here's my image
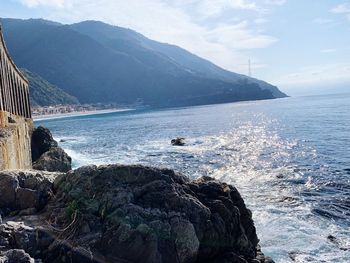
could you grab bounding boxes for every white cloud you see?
[320,49,337,53]
[254,18,268,24]
[273,63,350,86]
[197,0,258,13]
[20,0,71,8]
[205,21,277,50]
[313,18,333,24]
[331,3,350,21]
[189,0,287,18]
[331,3,350,14]
[263,0,286,6]
[167,0,259,20]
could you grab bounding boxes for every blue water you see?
[36,93,350,262]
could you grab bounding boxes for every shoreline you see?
[33,108,134,121]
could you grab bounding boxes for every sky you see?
[0,0,350,96]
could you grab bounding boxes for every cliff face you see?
[0,112,33,170]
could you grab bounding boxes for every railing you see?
[0,25,31,119]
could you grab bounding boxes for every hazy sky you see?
[0,0,350,95]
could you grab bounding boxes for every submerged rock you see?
[171,137,185,146]
[327,234,349,251]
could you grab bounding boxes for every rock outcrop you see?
[0,165,273,263]
[47,164,273,263]
[31,126,72,172]
[171,137,185,146]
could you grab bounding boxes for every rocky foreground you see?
[0,127,274,263]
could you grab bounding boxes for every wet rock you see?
[278,196,298,203]
[33,147,72,173]
[47,164,272,263]
[31,126,58,162]
[327,234,349,251]
[288,251,299,261]
[327,234,336,243]
[255,246,274,263]
[171,137,185,146]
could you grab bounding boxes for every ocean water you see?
[36,93,350,262]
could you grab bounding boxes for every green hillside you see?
[21,69,79,106]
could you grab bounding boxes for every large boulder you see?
[31,126,72,173]
[31,126,58,162]
[47,164,272,263]
[33,147,72,173]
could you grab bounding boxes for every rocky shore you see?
[0,127,274,263]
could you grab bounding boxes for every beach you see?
[33,108,134,121]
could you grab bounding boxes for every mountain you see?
[21,69,79,106]
[1,18,287,107]
[70,21,286,98]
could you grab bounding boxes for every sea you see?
[36,93,350,263]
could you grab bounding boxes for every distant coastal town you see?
[32,103,120,117]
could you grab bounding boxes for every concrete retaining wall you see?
[0,111,33,170]
[0,23,33,170]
